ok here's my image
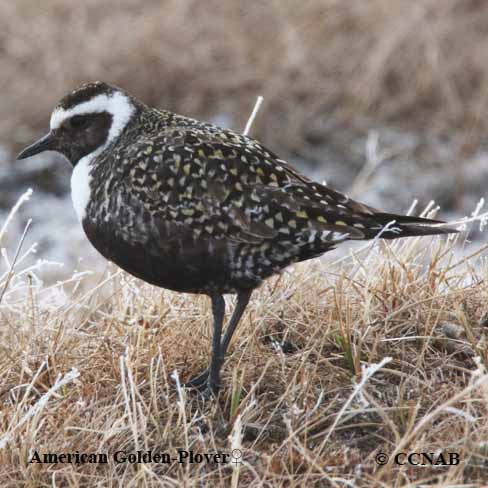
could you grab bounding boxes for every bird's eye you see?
[69,115,89,129]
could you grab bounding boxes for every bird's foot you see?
[200,380,220,399]
[184,368,209,388]
[184,369,221,398]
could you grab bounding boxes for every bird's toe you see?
[183,368,209,389]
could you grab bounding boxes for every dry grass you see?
[3,0,488,154]
[3,3,488,485]
[1,193,488,486]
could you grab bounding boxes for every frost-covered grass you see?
[1,193,488,486]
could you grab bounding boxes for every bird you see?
[17,81,457,395]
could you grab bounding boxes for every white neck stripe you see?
[56,91,135,222]
[50,92,135,145]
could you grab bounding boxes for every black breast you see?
[82,218,260,294]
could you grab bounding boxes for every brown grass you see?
[1,193,488,486]
[3,0,488,154]
[3,3,488,485]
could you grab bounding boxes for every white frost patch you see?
[0,367,80,449]
[230,414,243,469]
[322,356,392,445]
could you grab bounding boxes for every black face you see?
[17,111,113,166]
[55,112,113,164]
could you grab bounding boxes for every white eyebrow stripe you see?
[50,92,135,144]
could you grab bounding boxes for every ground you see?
[1,200,487,486]
[2,1,488,485]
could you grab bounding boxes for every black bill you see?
[17,132,57,160]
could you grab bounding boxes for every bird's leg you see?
[185,290,252,390]
[220,290,252,355]
[207,294,226,394]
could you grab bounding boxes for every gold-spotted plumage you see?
[17,81,457,395]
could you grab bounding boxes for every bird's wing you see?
[123,126,451,247]
[120,127,380,245]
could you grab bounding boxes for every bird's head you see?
[17,81,138,165]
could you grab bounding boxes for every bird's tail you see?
[363,213,458,240]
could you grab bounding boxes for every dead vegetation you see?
[3,0,488,154]
[2,1,488,485]
[0,193,488,486]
